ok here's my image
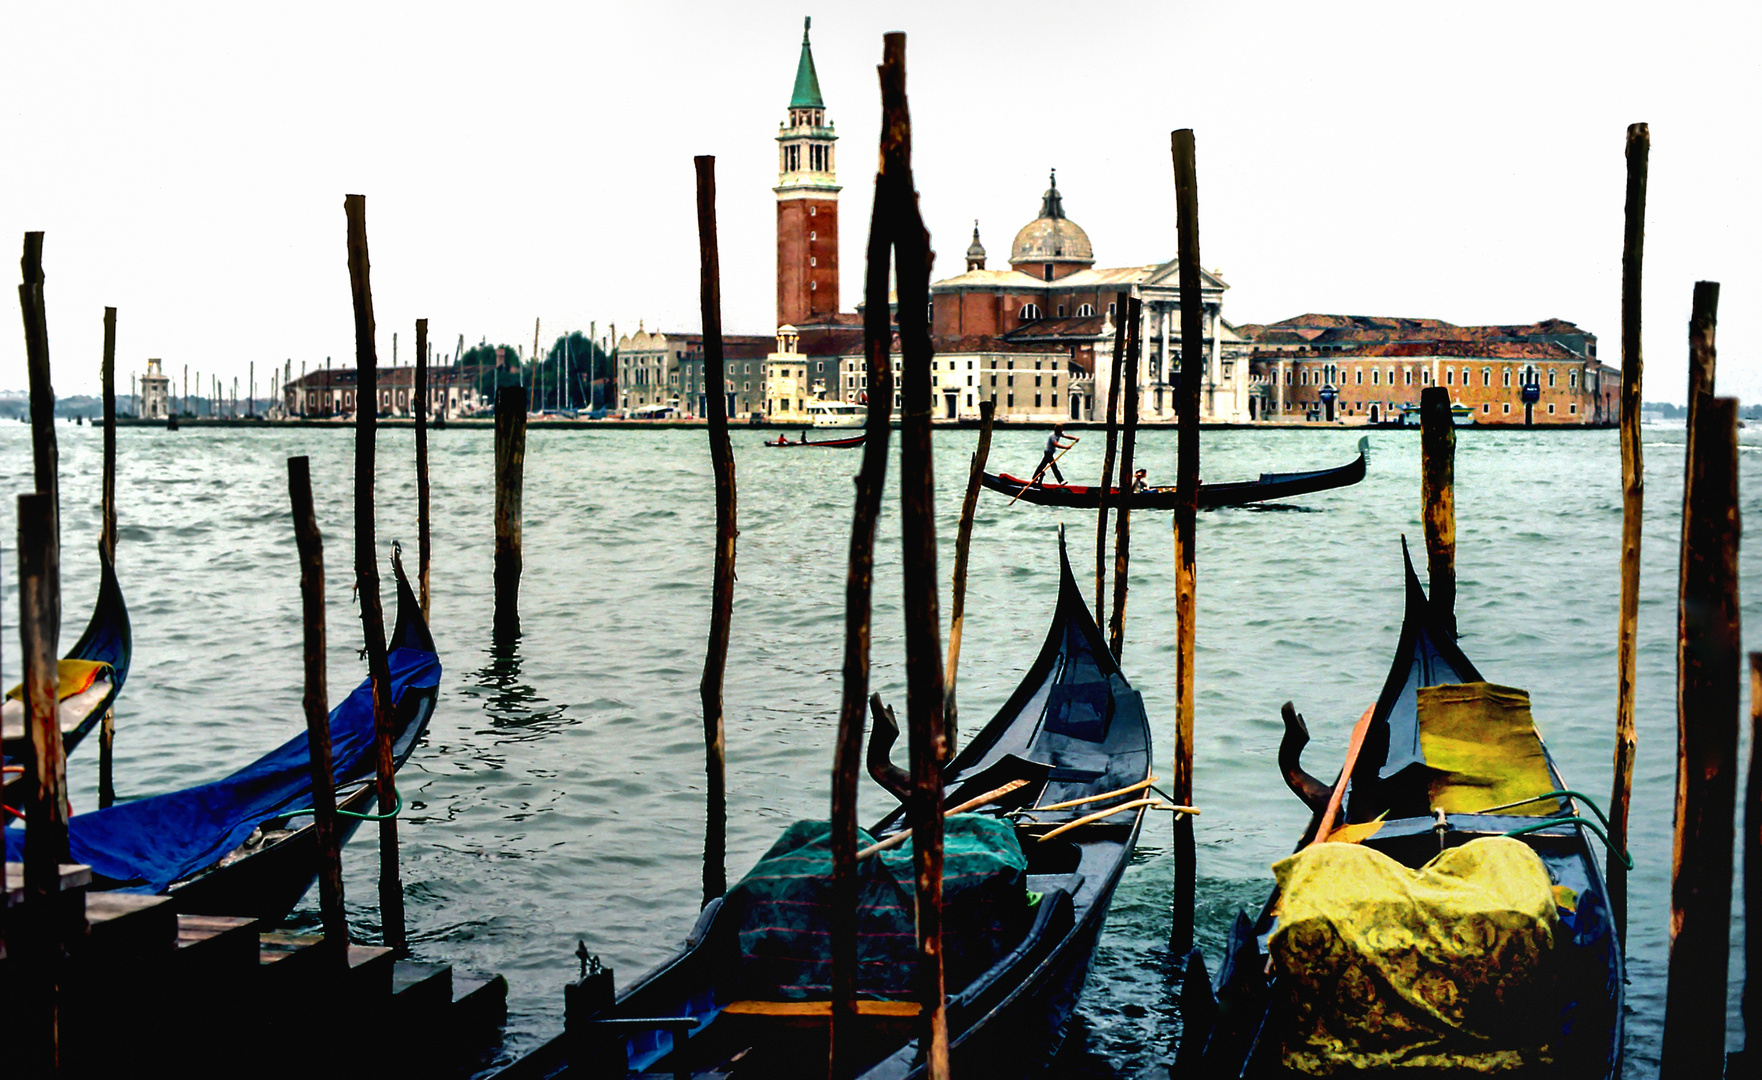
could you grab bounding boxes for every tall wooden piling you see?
[343,193,406,953]
[288,456,347,951]
[694,155,736,907]
[20,234,58,523]
[1095,294,1129,621]
[18,491,65,1073]
[1169,129,1202,955]
[99,305,119,808]
[878,33,951,1079]
[1609,122,1647,938]
[829,95,904,1073]
[1746,652,1762,1063]
[944,398,995,747]
[494,386,527,639]
[415,318,432,622]
[1108,298,1142,660]
[1660,394,1741,1077]
[1418,386,1456,637]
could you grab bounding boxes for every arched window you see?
[1503,368,1512,387]
[1482,368,1492,387]
[1019,303,1042,321]
[1548,368,1557,387]
[1445,369,1454,386]
[1076,303,1096,317]
[1570,370,1579,389]
[1371,369,1379,385]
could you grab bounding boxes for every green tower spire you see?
[790,17,824,109]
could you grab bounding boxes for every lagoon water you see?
[3,419,1759,1076]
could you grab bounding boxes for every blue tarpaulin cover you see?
[4,645,440,891]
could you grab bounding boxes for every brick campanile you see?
[775,17,840,328]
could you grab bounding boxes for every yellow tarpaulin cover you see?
[1418,682,1560,816]
[1270,837,1559,1074]
[5,659,110,703]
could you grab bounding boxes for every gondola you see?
[765,431,867,448]
[5,555,440,922]
[2,542,133,783]
[1184,545,1623,1078]
[497,535,1152,1079]
[982,436,1367,509]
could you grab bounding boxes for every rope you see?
[280,785,402,824]
[1502,814,1634,871]
[1469,788,1613,830]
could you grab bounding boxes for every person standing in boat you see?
[1132,468,1149,493]
[1036,424,1077,485]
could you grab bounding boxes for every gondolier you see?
[1036,424,1078,484]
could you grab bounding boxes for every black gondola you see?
[2,542,132,778]
[765,431,867,448]
[498,536,1152,1079]
[5,556,439,922]
[983,436,1367,510]
[1186,545,1623,1078]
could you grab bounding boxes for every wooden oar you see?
[1029,775,1159,813]
[1033,797,1197,843]
[856,778,1029,861]
[1006,440,1079,507]
[1309,701,1377,846]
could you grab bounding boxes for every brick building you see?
[282,365,483,419]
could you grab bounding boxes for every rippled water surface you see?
[3,419,1758,1077]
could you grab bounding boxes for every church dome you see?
[1010,171,1093,269]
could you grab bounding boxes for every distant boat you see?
[982,438,1368,510]
[765,430,866,448]
[1398,402,1475,427]
[807,399,865,428]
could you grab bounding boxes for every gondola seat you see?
[1416,683,1561,816]
[2,660,115,742]
[1269,836,1562,1074]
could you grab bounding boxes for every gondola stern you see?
[388,543,437,656]
[68,537,133,691]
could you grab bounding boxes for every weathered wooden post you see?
[99,305,119,808]
[1609,122,1646,938]
[343,193,406,953]
[415,318,432,622]
[829,100,904,1075]
[1094,291,1129,623]
[1745,652,1762,1067]
[19,491,66,1073]
[694,154,736,907]
[494,384,527,638]
[1169,129,1202,956]
[1660,392,1740,1077]
[20,234,58,527]
[1418,385,1456,637]
[1108,297,1142,660]
[944,398,995,747]
[288,455,347,952]
[879,32,951,1080]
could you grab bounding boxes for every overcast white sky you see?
[3,1,1757,404]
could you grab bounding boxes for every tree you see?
[540,331,613,411]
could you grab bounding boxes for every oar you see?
[856,778,1030,861]
[1006,440,1079,507]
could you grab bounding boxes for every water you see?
[3,419,1758,1077]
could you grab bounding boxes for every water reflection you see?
[459,631,575,740]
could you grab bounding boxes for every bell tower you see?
[775,17,840,328]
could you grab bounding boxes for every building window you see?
[1035,393,1042,407]
[1108,302,1117,316]
[1482,368,1491,387]
[1020,304,1042,320]
[810,231,816,240]
[1503,402,1511,414]
[1077,304,1095,317]
[1051,395,1059,408]
[1503,368,1512,387]
[1548,369,1557,387]
[1445,369,1454,385]
[1570,403,1577,414]
[1035,375,1043,387]
[1371,369,1379,385]
[1057,305,1066,318]
[1548,403,1556,414]
[1404,368,1413,386]
[1354,368,1362,385]
[1008,393,1015,407]
[810,257,817,267]
[1043,264,1054,281]
[1570,370,1579,389]
[809,205,817,217]
[1482,402,1490,413]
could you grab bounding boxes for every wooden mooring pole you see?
[944,398,995,746]
[415,318,432,623]
[1419,386,1456,637]
[343,193,406,953]
[829,96,904,1075]
[1610,122,1646,939]
[1094,293,1128,623]
[19,490,66,1073]
[1169,129,1201,957]
[1660,391,1740,1078]
[21,234,58,526]
[880,32,951,1079]
[493,384,527,639]
[99,304,118,808]
[1108,297,1142,660]
[694,154,735,907]
[1744,652,1762,1069]
[288,455,347,952]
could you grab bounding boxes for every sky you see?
[3,0,1758,404]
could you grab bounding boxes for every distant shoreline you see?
[95,416,1624,432]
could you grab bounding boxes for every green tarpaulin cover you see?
[726,814,1029,1001]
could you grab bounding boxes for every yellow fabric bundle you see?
[5,659,111,703]
[1417,683,1560,816]
[1270,836,1559,1074]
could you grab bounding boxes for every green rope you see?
[1469,788,1613,830]
[1502,814,1634,871]
[280,786,402,823]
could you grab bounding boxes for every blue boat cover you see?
[4,646,440,892]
